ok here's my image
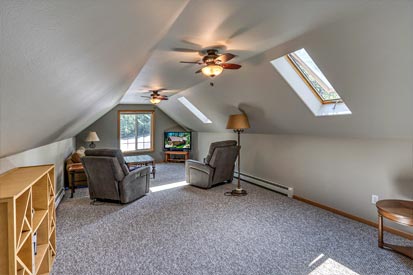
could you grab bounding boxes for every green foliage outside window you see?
[119,112,152,151]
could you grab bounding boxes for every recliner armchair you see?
[81,149,150,203]
[185,140,238,189]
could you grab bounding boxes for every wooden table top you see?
[376,200,413,226]
[67,164,84,172]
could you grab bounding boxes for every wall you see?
[76,104,185,162]
[0,138,75,199]
[196,132,413,234]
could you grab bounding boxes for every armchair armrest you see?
[185,160,214,189]
[124,166,150,182]
[186,160,213,174]
[119,166,150,203]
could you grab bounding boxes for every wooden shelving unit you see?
[0,165,56,275]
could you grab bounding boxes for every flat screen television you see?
[164,131,191,151]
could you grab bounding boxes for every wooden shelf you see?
[0,165,56,275]
[34,244,48,274]
[17,230,32,252]
[164,151,189,163]
[33,210,48,233]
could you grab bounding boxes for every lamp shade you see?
[226,114,250,130]
[85,131,100,142]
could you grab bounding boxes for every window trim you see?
[117,110,155,154]
[285,54,342,105]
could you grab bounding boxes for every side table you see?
[68,164,85,198]
[376,199,413,259]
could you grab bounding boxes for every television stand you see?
[164,151,189,163]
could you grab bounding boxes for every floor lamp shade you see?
[226,114,250,130]
[225,113,250,196]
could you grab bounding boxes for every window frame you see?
[286,53,342,105]
[117,110,155,154]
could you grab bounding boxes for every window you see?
[118,111,154,152]
[271,48,351,117]
[178,96,212,124]
[287,49,341,104]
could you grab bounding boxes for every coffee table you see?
[124,155,155,179]
[376,199,413,259]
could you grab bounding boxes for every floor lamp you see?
[225,113,250,196]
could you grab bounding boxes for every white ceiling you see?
[121,0,368,104]
[0,0,188,157]
[1,0,412,158]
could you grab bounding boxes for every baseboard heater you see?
[233,171,294,198]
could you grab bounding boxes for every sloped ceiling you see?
[120,0,368,104]
[0,0,188,157]
[1,1,412,158]
[159,1,413,139]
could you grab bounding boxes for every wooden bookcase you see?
[0,165,56,275]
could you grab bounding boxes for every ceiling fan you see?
[141,89,169,105]
[179,48,241,78]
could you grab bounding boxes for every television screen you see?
[164,132,191,151]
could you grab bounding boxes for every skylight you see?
[271,48,351,117]
[178,97,212,124]
[287,49,341,104]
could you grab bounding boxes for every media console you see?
[164,151,189,163]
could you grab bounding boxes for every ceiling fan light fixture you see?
[150,97,161,105]
[201,64,223,77]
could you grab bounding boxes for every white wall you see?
[196,132,413,234]
[0,138,75,198]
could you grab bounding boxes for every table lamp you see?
[225,113,250,196]
[85,131,100,148]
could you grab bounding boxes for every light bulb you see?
[201,65,223,77]
[150,98,161,104]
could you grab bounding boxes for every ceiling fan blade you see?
[215,53,236,63]
[150,88,167,93]
[173,48,199,53]
[195,69,202,74]
[180,61,202,64]
[181,39,203,49]
[222,63,241,69]
[141,96,151,98]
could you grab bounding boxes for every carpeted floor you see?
[52,163,413,275]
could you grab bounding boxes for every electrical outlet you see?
[371,194,379,204]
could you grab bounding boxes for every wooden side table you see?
[67,164,85,198]
[164,151,189,163]
[376,200,413,259]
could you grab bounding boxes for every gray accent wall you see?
[76,104,185,162]
[0,138,75,198]
[196,132,413,234]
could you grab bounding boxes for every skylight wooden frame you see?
[286,53,342,105]
[117,110,155,154]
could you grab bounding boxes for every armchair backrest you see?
[85,149,129,176]
[81,149,129,201]
[205,140,238,184]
